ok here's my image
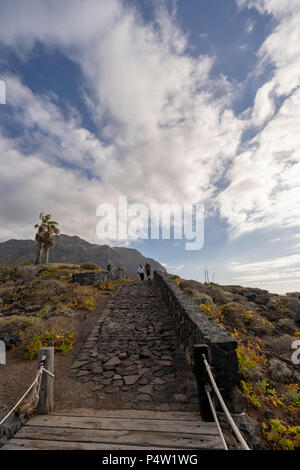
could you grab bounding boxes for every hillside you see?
[170,275,300,450]
[0,262,299,449]
[0,235,165,275]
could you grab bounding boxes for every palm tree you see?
[34,213,60,264]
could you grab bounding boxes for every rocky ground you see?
[0,263,122,442]
[0,289,112,425]
[172,276,300,450]
[0,266,200,448]
[69,280,199,412]
[1,263,299,450]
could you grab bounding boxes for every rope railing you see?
[204,384,228,450]
[0,351,54,427]
[202,353,250,451]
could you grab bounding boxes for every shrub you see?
[241,380,261,408]
[66,286,97,311]
[0,266,18,283]
[182,286,194,295]
[262,419,300,450]
[220,302,245,328]
[266,297,296,321]
[0,284,15,303]
[294,394,300,408]
[206,285,232,304]
[277,305,293,316]
[16,265,38,282]
[80,262,99,271]
[284,385,300,408]
[98,282,115,292]
[68,296,96,311]
[277,318,295,334]
[0,315,40,336]
[48,304,75,318]
[200,303,225,329]
[269,358,292,383]
[236,340,266,380]
[266,334,295,356]
[30,279,69,302]
[21,317,77,359]
[192,292,214,305]
[178,279,205,291]
[242,310,274,335]
[25,327,76,359]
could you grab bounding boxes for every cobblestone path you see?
[70,280,199,412]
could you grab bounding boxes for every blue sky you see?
[0,0,300,293]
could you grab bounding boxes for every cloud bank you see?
[0,0,299,252]
[219,0,300,237]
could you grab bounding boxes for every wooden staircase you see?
[1,408,224,450]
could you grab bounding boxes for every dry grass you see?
[0,315,40,336]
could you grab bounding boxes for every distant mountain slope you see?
[0,234,166,275]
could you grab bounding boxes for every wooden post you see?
[37,347,54,414]
[193,344,214,422]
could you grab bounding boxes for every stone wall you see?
[72,269,127,286]
[72,270,108,285]
[153,270,242,411]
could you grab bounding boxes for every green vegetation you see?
[0,315,40,336]
[23,321,77,359]
[0,262,130,362]
[0,263,102,359]
[262,419,300,450]
[170,274,300,450]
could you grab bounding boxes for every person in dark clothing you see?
[145,261,151,280]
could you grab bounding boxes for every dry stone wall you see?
[153,270,242,411]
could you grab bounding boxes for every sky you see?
[0,0,300,294]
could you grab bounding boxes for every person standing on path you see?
[137,264,145,281]
[145,261,151,280]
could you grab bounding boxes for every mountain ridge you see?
[0,234,166,275]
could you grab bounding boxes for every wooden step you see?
[26,414,219,434]
[52,408,203,421]
[1,409,224,450]
[1,439,186,451]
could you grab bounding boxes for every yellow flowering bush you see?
[200,303,225,329]
[66,286,97,311]
[262,419,300,450]
[25,327,76,359]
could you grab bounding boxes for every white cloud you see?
[0,132,109,242]
[245,18,255,34]
[0,0,299,264]
[251,81,275,126]
[228,252,300,293]
[236,0,300,16]
[4,75,109,175]
[218,1,300,237]
[238,44,249,51]
[162,263,184,272]
[0,0,246,242]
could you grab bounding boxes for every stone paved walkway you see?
[70,280,199,412]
